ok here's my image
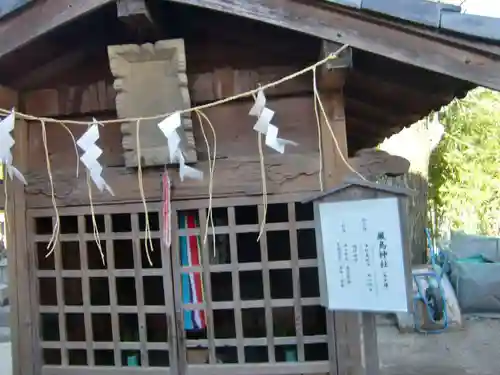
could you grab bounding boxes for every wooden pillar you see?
[0,87,16,210]
[318,42,363,375]
[2,87,35,375]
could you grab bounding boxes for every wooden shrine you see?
[0,1,499,375]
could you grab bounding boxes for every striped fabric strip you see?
[179,211,206,330]
[187,214,206,329]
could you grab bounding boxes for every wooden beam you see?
[14,49,89,89]
[318,41,352,91]
[167,0,500,90]
[117,0,151,21]
[0,149,407,209]
[347,70,455,112]
[0,0,113,59]
[23,154,322,208]
[345,98,419,126]
[352,51,466,95]
[117,0,157,40]
[1,0,498,92]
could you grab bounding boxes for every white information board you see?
[318,197,410,313]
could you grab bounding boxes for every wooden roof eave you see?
[1,0,500,91]
[0,0,114,60]
[166,0,500,91]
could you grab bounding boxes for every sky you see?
[446,0,500,17]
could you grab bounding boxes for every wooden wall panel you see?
[22,65,312,117]
[27,117,124,173]
[26,95,318,171]
[23,80,116,117]
[17,29,327,209]
[193,96,317,159]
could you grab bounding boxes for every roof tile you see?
[324,0,500,41]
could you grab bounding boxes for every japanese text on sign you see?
[317,197,410,313]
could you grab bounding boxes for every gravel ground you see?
[378,318,500,375]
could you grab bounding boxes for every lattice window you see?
[30,195,331,374]
[32,203,176,369]
[172,196,330,370]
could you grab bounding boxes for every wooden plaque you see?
[318,196,411,312]
[108,39,197,167]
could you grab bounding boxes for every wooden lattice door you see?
[29,195,333,375]
[30,202,179,375]
[171,194,333,375]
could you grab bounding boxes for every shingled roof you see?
[325,0,500,41]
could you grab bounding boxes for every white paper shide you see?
[318,197,410,313]
[0,110,27,185]
[77,119,114,195]
[158,112,203,181]
[249,90,298,153]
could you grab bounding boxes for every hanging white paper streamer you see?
[249,90,298,153]
[0,110,27,184]
[158,112,203,181]
[77,119,114,195]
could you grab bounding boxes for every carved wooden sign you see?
[0,0,34,19]
[108,39,196,167]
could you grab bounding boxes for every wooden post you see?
[361,312,379,375]
[2,87,18,375]
[0,86,16,210]
[317,41,351,185]
[2,87,35,375]
[318,41,364,375]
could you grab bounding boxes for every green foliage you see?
[429,88,500,236]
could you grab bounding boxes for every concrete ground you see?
[378,318,500,375]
